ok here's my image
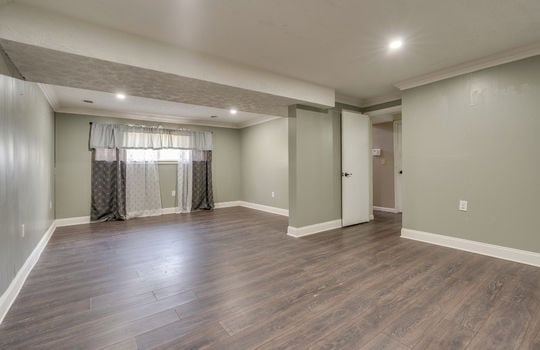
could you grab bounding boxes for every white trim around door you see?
[393,120,402,212]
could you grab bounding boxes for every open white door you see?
[394,121,402,212]
[342,110,370,226]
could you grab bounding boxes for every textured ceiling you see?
[41,84,279,129]
[13,0,540,100]
[1,40,303,117]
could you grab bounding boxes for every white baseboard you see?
[214,201,243,209]
[238,201,289,217]
[287,219,342,238]
[54,216,91,227]
[161,207,177,215]
[53,201,289,228]
[401,228,540,267]
[215,201,288,216]
[373,206,400,214]
[0,221,56,324]
[54,205,240,226]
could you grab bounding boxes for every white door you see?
[394,121,402,212]
[341,110,370,226]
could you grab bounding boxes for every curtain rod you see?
[89,122,213,133]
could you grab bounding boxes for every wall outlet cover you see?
[459,200,468,211]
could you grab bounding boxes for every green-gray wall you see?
[288,107,342,227]
[0,73,55,295]
[55,113,241,218]
[240,118,288,209]
[402,56,540,253]
[157,164,178,209]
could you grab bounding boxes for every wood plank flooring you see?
[1,207,539,349]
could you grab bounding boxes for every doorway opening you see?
[369,107,402,217]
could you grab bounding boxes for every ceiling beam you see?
[0,2,335,108]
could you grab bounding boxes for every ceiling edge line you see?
[237,116,283,129]
[361,94,402,108]
[54,107,243,129]
[394,41,540,91]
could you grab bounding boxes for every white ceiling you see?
[14,0,540,101]
[41,84,279,129]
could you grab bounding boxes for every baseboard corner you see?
[287,219,342,238]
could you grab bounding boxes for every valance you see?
[89,123,212,150]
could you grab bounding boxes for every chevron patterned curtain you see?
[191,150,214,211]
[90,148,127,221]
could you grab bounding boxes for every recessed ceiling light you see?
[389,39,403,50]
[116,93,126,100]
[82,99,94,104]
[229,108,238,115]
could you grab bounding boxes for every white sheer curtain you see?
[90,123,212,150]
[126,149,162,218]
[90,123,214,218]
[176,150,193,213]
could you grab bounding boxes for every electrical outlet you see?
[271,192,275,198]
[459,200,468,211]
[21,224,25,238]
[171,190,176,197]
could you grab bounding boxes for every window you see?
[126,149,190,163]
[158,149,183,162]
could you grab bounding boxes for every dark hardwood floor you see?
[1,207,539,349]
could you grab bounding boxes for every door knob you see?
[342,172,352,177]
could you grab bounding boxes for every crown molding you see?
[37,83,60,109]
[395,42,540,91]
[238,116,282,129]
[361,93,401,107]
[335,93,363,107]
[365,105,402,117]
[54,107,248,129]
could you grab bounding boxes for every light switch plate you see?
[459,200,468,211]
